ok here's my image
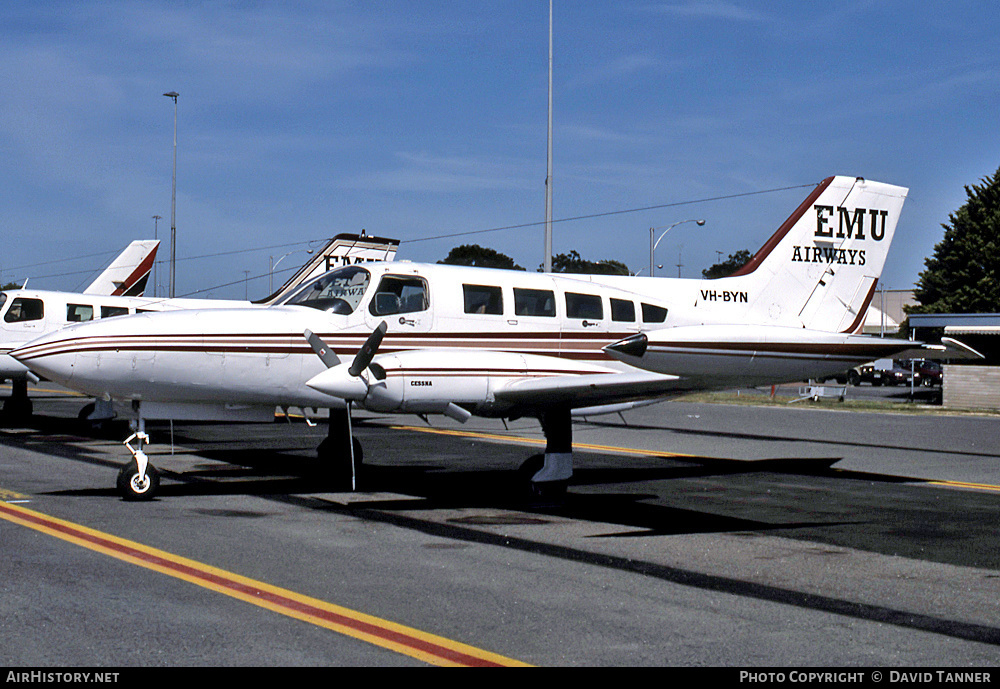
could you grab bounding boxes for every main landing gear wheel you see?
[518,454,568,498]
[317,436,363,465]
[116,460,160,501]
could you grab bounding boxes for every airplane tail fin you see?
[256,232,399,305]
[83,240,159,297]
[723,176,908,333]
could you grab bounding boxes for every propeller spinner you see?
[305,322,388,400]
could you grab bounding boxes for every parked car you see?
[825,358,942,387]
[913,360,943,386]
[846,364,886,386]
[880,361,916,386]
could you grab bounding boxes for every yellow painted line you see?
[925,479,1000,493]
[394,426,1000,493]
[0,487,30,501]
[0,501,530,667]
[390,424,697,459]
[0,384,86,397]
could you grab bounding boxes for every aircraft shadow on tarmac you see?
[18,411,932,544]
[14,409,1000,649]
[11,410,993,550]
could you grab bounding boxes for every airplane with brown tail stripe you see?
[12,176,979,500]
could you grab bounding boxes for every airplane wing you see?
[305,341,689,419]
[494,370,686,408]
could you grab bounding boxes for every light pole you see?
[163,91,179,297]
[543,0,553,273]
[152,215,162,297]
[269,249,313,294]
[649,219,705,276]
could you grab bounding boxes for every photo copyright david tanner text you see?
[740,671,993,683]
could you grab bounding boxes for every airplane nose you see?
[9,338,76,386]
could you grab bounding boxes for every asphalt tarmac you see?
[1,386,999,668]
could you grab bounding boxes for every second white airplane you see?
[16,176,959,500]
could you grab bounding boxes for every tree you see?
[702,250,752,279]
[909,167,1000,314]
[544,251,630,275]
[438,245,525,270]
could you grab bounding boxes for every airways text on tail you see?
[713,176,907,333]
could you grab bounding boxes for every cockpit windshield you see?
[281,266,371,314]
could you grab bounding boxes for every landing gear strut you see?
[117,414,160,501]
[317,406,363,490]
[1,379,33,420]
[520,407,573,496]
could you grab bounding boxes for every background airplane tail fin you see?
[724,176,908,333]
[83,240,159,296]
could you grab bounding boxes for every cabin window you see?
[641,303,668,323]
[370,275,429,316]
[610,298,635,322]
[513,288,556,317]
[463,284,503,315]
[283,266,371,314]
[3,297,43,323]
[67,304,94,322]
[565,292,603,320]
[101,306,130,318]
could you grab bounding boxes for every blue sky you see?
[2,1,998,299]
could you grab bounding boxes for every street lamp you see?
[649,219,705,276]
[269,249,313,294]
[163,91,179,297]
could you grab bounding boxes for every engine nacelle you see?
[306,348,618,418]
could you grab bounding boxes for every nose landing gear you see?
[117,420,160,501]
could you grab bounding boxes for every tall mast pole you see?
[543,0,553,273]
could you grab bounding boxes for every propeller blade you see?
[304,329,341,368]
[349,321,387,377]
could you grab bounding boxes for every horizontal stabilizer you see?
[889,337,985,362]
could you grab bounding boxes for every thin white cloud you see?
[336,151,537,194]
[645,1,772,23]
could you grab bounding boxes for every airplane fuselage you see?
[0,288,253,382]
[12,258,915,420]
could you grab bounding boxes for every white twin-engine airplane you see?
[14,176,958,501]
[2,240,159,416]
[1,232,398,419]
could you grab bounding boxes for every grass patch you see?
[677,389,1000,417]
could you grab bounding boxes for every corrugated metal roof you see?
[945,325,1000,335]
[910,313,1000,328]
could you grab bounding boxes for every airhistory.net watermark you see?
[6,672,119,684]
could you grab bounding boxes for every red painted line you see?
[0,501,527,667]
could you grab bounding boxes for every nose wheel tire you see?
[117,460,160,501]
